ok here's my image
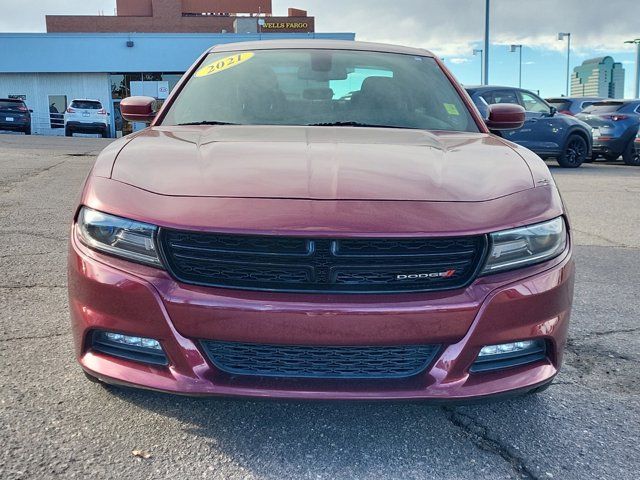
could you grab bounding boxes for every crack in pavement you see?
[571,327,640,341]
[442,407,539,479]
[0,331,68,343]
[0,230,67,242]
[0,284,66,289]
[0,158,71,192]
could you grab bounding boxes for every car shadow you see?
[107,385,551,477]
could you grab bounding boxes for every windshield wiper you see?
[176,121,238,126]
[307,121,412,129]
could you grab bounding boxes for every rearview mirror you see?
[121,96,157,123]
[485,104,525,130]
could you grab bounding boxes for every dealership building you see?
[0,0,354,136]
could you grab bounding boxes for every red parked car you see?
[69,40,574,401]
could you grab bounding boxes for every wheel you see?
[65,127,73,137]
[557,134,588,168]
[24,126,31,135]
[101,127,110,139]
[622,140,640,166]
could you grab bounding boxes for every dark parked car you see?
[0,98,32,135]
[68,40,575,402]
[576,100,640,166]
[545,97,603,116]
[466,86,592,168]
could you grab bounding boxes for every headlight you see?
[76,207,162,267]
[482,217,567,274]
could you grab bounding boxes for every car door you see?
[479,88,536,147]
[513,90,563,154]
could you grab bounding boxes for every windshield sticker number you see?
[195,52,255,78]
[444,103,460,116]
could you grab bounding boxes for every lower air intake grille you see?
[158,230,486,293]
[201,341,440,379]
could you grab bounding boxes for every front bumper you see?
[68,232,574,401]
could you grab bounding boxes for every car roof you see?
[545,97,603,101]
[208,39,435,58]
[70,98,102,102]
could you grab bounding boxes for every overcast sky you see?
[1,0,638,97]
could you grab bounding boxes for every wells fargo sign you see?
[260,17,314,33]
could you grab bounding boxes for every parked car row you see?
[466,86,593,168]
[466,87,640,167]
[0,97,111,138]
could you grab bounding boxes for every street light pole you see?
[510,44,523,88]
[558,32,571,96]
[624,39,640,98]
[483,0,490,85]
[473,49,484,84]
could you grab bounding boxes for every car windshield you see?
[582,102,624,114]
[71,101,102,109]
[161,49,478,132]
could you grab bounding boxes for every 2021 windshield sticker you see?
[195,52,255,78]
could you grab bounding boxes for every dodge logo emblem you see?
[396,269,456,280]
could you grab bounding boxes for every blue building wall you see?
[0,32,356,73]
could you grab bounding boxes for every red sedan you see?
[68,40,574,401]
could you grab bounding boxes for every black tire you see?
[65,127,73,137]
[101,128,110,139]
[24,126,31,135]
[557,134,588,168]
[622,140,640,166]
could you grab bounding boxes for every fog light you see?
[478,340,536,357]
[103,332,162,350]
[92,330,167,365]
[471,339,546,373]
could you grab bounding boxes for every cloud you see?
[449,58,470,64]
[275,0,640,56]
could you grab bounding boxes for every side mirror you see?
[121,96,157,123]
[485,104,525,130]
[548,106,557,117]
[29,109,33,113]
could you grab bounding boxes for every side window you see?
[519,91,550,114]
[495,90,519,104]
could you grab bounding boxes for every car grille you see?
[200,341,441,379]
[158,230,486,293]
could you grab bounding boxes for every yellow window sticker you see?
[444,103,460,116]
[195,52,255,78]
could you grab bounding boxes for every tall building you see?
[571,56,625,98]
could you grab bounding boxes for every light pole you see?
[473,49,484,84]
[624,38,640,98]
[558,32,571,96]
[510,44,523,88]
[483,0,490,85]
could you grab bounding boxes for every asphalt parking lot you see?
[1,134,639,480]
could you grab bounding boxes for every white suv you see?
[64,99,110,138]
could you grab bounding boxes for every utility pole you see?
[558,32,571,96]
[483,0,490,85]
[510,44,523,88]
[624,39,640,98]
[473,49,484,84]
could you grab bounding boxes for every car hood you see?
[111,126,535,202]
